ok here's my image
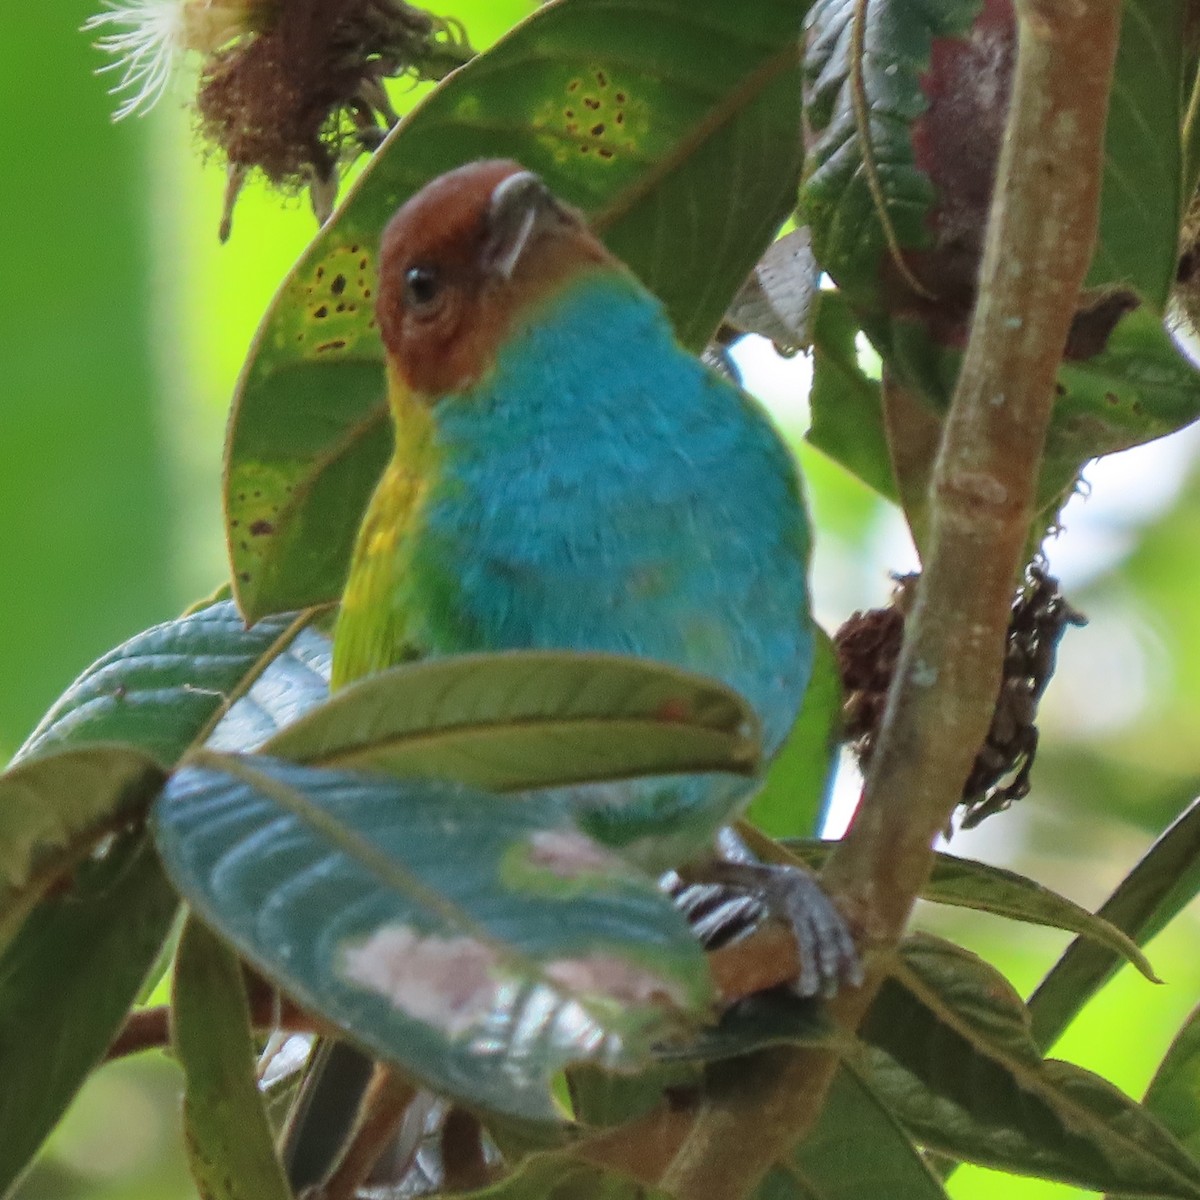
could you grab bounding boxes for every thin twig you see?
[104,991,320,1063]
[316,1067,418,1200]
[658,1,1123,1195]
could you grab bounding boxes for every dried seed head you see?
[84,0,474,237]
[83,0,267,119]
[834,568,1084,833]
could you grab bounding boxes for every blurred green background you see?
[3,4,1199,1198]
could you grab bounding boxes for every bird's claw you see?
[757,861,863,998]
[665,850,862,999]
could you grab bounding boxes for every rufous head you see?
[376,160,613,396]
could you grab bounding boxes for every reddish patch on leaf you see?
[526,830,621,878]
[888,0,1015,334]
[656,697,691,723]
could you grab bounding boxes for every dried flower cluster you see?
[84,0,473,238]
[835,568,1085,831]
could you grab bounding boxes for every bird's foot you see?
[667,831,862,999]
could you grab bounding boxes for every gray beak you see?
[483,171,570,280]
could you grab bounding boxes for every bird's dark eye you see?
[403,264,442,312]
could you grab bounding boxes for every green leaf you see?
[570,994,829,1128]
[805,291,896,503]
[206,624,331,752]
[1086,0,1187,308]
[667,990,831,1064]
[0,599,325,1194]
[1133,1001,1200,1170]
[0,747,166,959]
[1029,792,1200,1053]
[783,841,1158,980]
[19,599,323,765]
[748,629,842,839]
[799,0,976,308]
[863,306,1200,526]
[802,0,1184,309]
[264,651,760,790]
[153,753,714,1124]
[860,935,1200,1197]
[0,835,179,1197]
[1042,309,1200,504]
[172,916,293,1200]
[225,0,807,620]
[758,1067,949,1200]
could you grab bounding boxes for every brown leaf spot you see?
[656,698,691,723]
[339,926,501,1037]
[249,519,275,536]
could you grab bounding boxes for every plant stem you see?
[660,2,1122,1195]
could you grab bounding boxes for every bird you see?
[286,159,859,1194]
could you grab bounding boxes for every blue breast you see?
[416,272,814,860]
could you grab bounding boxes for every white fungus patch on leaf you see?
[339,925,501,1038]
[525,830,625,878]
[545,953,690,1010]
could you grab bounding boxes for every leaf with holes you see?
[153,754,714,1123]
[783,841,1157,979]
[264,651,759,790]
[225,0,807,620]
[1029,793,1200,1053]
[866,306,1200,527]
[858,935,1200,1197]
[1039,309,1200,509]
[173,917,293,1200]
